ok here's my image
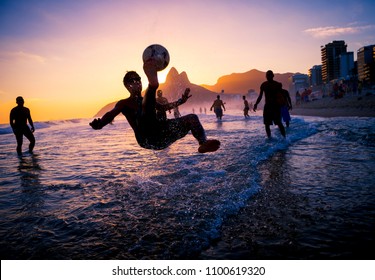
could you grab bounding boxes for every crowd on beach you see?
[294,79,375,107]
[292,84,375,118]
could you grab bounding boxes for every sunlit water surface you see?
[0,112,374,259]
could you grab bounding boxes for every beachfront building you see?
[289,73,309,103]
[339,52,355,79]
[291,73,309,92]
[309,65,322,86]
[321,40,347,83]
[357,45,375,85]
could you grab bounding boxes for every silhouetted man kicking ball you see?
[90,59,220,153]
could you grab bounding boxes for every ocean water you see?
[0,111,374,260]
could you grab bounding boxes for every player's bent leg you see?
[265,125,271,138]
[15,132,23,155]
[182,114,206,144]
[24,128,36,153]
[29,136,35,153]
[277,122,286,138]
[170,114,221,153]
[183,114,220,153]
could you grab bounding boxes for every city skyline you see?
[1,0,375,123]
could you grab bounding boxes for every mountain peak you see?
[165,67,190,84]
[166,67,179,80]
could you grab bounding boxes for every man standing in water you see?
[243,95,250,118]
[10,96,36,155]
[156,89,170,121]
[253,70,286,138]
[210,95,226,120]
[90,59,220,153]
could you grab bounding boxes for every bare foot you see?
[198,139,220,153]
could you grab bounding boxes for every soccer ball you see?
[142,44,170,71]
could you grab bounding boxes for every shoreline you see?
[291,94,375,118]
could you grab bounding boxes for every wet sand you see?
[200,149,375,260]
[291,94,375,118]
[200,108,375,260]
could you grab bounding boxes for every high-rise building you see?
[309,65,322,86]
[321,40,347,83]
[357,45,375,84]
[339,52,354,79]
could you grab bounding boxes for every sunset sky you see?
[1,0,374,123]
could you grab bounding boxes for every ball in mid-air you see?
[142,44,170,71]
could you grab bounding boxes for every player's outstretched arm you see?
[156,88,191,112]
[181,88,192,102]
[90,100,125,130]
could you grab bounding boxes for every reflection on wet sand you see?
[18,154,44,213]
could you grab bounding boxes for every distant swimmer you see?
[10,96,35,155]
[90,59,220,153]
[243,96,250,118]
[210,95,226,120]
[173,106,181,118]
[156,89,170,121]
[253,70,286,138]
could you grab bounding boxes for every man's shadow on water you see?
[8,154,54,260]
[18,154,44,212]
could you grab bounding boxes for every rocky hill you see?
[202,69,294,94]
[157,67,219,103]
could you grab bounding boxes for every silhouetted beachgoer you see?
[210,95,226,120]
[280,87,292,127]
[10,96,35,155]
[295,90,301,105]
[243,95,250,118]
[253,70,286,138]
[156,89,170,121]
[173,106,181,118]
[90,59,220,153]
